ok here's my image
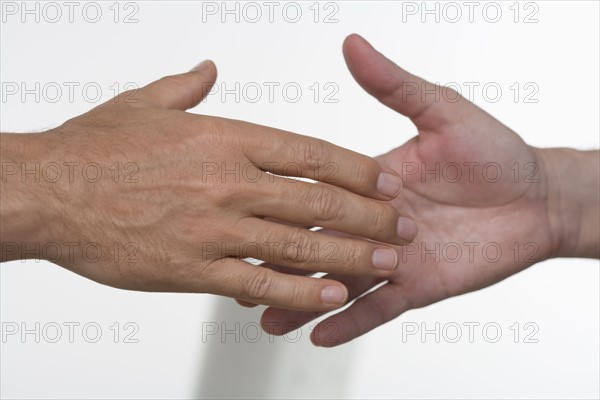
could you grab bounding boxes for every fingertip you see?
[190,59,217,75]
[189,59,218,92]
[310,321,343,348]
[343,33,369,52]
[343,33,378,66]
[343,33,359,49]
[397,216,419,243]
[260,308,286,335]
[206,60,218,79]
[309,328,321,346]
[140,59,219,110]
[320,284,348,307]
[235,298,258,308]
[190,59,208,72]
[372,247,399,272]
[376,171,404,199]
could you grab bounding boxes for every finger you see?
[234,218,401,277]
[204,258,348,311]
[236,299,258,308]
[310,282,411,347]
[234,261,312,308]
[233,228,376,309]
[261,274,382,335]
[221,117,404,200]
[249,176,418,244]
[342,34,471,131]
[252,262,316,277]
[263,217,314,231]
[233,220,323,310]
[136,60,218,110]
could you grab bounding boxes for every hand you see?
[0,59,419,311]
[259,34,599,345]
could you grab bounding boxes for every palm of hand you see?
[380,109,553,311]
[261,35,555,346]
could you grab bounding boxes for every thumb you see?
[342,34,469,131]
[137,60,218,110]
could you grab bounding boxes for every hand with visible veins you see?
[256,34,600,346]
[0,59,419,311]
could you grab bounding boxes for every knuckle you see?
[444,86,463,103]
[254,225,279,244]
[288,282,314,309]
[116,89,142,106]
[159,74,186,89]
[339,244,365,273]
[365,297,387,327]
[370,204,397,236]
[287,291,304,310]
[297,139,331,170]
[195,116,231,147]
[283,229,314,265]
[244,269,274,302]
[306,186,344,222]
[205,182,242,209]
[354,157,378,188]
[253,228,279,253]
[190,168,246,210]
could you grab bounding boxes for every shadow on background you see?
[196,297,356,399]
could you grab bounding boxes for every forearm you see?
[0,133,56,261]
[539,147,600,259]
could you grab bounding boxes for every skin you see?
[0,59,420,312]
[257,34,600,346]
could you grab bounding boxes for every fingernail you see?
[397,217,418,241]
[190,60,210,72]
[377,172,403,198]
[320,286,347,305]
[372,248,398,270]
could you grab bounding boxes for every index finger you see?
[216,117,404,200]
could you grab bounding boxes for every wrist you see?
[0,132,61,261]
[536,147,600,259]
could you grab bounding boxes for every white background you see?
[1,1,599,399]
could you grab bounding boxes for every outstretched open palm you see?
[260,34,559,346]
